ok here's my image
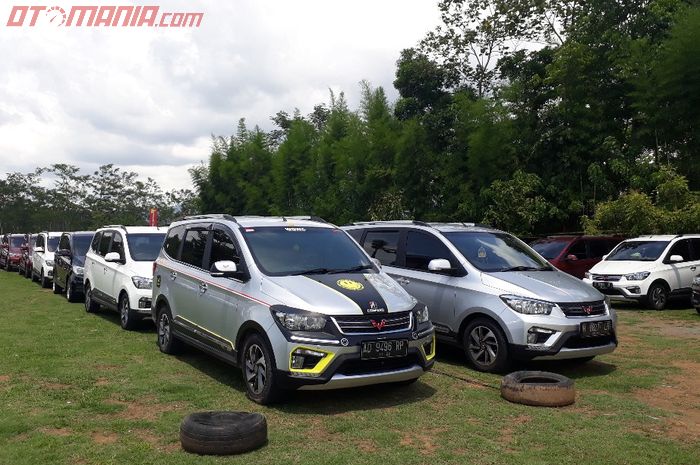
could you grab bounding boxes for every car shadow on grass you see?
[93,309,156,333]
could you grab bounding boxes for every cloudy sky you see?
[0,0,440,191]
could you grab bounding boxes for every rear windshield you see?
[10,236,24,247]
[531,240,569,259]
[606,241,669,261]
[127,234,166,261]
[47,237,60,252]
[444,232,551,273]
[73,234,93,258]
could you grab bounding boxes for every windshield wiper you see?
[329,264,374,274]
[291,267,333,276]
[498,265,551,272]
[291,264,374,276]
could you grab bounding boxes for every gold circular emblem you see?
[336,279,364,291]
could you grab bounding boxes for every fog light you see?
[626,287,641,294]
[290,348,326,371]
[527,327,555,344]
[138,297,151,309]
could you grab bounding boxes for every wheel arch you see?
[235,321,271,362]
[457,310,511,344]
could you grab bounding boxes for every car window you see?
[110,233,125,258]
[346,229,364,243]
[36,235,44,248]
[607,241,669,261]
[127,233,166,262]
[567,240,587,259]
[59,235,70,251]
[164,225,185,260]
[10,236,24,248]
[181,228,210,268]
[444,232,551,272]
[209,229,239,266]
[666,239,691,263]
[691,239,700,261]
[98,232,113,256]
[47,237,60,252]
[73,235,93,258]
[531,239,569,259]
[363,230,400,266]
[91,232,102,252]
[405,231,454,272]
[589,239,614,259]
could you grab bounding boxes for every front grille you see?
[591,274,622,282]
[337,355,418,376]
[563,334,615,349]
[558,301,607,317]
[332,311,412,334]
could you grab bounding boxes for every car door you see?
[85,232,102,290]
[395,230,460,329]
[665,239,695,293]
[91,231,113,299]
[103,231,125,306]
[170,224,211,328]
[32,234,45,275]
[56,234,71,288]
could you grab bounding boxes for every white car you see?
[583,235,700,310]
[32,231,62,288]
[83,225,167,329]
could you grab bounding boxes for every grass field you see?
[1,270,699,465]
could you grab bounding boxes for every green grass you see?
[0,271,699,464]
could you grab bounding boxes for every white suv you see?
[583,235,700,310]
[32,231,62,288]
[84,225,167,329]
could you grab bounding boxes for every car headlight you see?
[272,307,327,331]
[414,305,430,324]
[45,260,54,267]
[73,266,84,276]
[625,271,650,281]
[501,295,555,315]
[131,276,153,289]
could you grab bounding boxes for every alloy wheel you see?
[651,287,666,308]
[245,344,267,395]
[120,298,129,327]
[158,313,170,349]
[468,325,499,367]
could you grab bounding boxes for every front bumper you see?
[274,329,435,391]
[128,288,153,315]
[582,278,647,302]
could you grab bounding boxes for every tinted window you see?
[164,225,185,259]
[181,229,209,268]
[666,239,691,263]
[127,233,166,262]
[405,231,454,271]
[73,235,93,258]
[91,232,102,252]
[59,235,70,251]
[589,239,614,259]
[110,233,125,258]
[444,232,551,273]
[47,237,60,252]
[36,235,44,248]
[566,240,587,259]
[10,236,24,247]
[346,229,364,243]
[209,229,239,266]
[99,232,113,256]
[691,239,700,261]
[363,230,399,266]
[531,239,569,259]
[607,241,669,261]
[242,227,372,276]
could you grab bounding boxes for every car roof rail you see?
[181,214,239,223]
[285,215,330,224]
[101,225,127,231]
[351,220,435,228]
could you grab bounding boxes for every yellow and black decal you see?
[312,274,389,315]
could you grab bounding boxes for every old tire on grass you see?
[501,371,575,407]
[180,411,267,455]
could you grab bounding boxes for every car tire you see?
[240,333,282,405]
[500,371,576,407]
[66,278,79,303]
[84,283,100,313]
[31,268,38,282]
[18,265,24,277]
[52,278,63,294]
[157,305,183,355]
[180,411,267,455]
[646,282,669,310]
[463,317,510,373]
[696,307,700,315]
[40,269,51,288]
[119,294,138,330]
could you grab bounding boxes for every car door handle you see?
[199,282,208,294]
[691,266,697,271]
[396,277,410,285]
[170,271,177,281]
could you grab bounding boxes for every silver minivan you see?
[344,221,617,372]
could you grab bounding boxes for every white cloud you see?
[0,0,439,191]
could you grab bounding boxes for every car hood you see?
[125,260,155,278]
[261,272,416,315]
[481,270,603,303]
[72,255,85,267]
[589,260,654,275]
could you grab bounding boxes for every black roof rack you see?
[181,214,238,223]
[101,225,127,230]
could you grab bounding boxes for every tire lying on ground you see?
[500,371,575,407]
[180,411,267,455]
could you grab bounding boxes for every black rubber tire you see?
[501,371,576,407]
[84,283,100,313]
[40,269,51,288]
[696,307,700,315]
[646,282,668,310]
[66,277,79,303]
[17,264,24,277]
[240,333,282,405]
[157,305,183,354]
[52,278,63,294]
[31,268,39,282]
[119,293,138,330]
[463,317,510,373]
[180,411,267,455]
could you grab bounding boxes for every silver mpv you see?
[152,215,435,404]
[344,221,617,372]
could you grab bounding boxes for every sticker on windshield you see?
[285,227,306,232]
[337,279,364,291]
[478,246,487,259]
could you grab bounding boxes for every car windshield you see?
[47,237,60,252]
[443,232,552,273]
[606,241,669,261]
[10,236,24,247]
[73,234,93,258]
[127,233,166,261]
[531,239,569,259]
[242,227,373,276]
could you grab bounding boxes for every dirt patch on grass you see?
[399,428,446,455]
[91,431,118,445]
[499,415,532,450]
[634,361,700,443]
[0,375,10,383]
[639,322,700,339]
[94,378,110,387]
[40,427,72,437]
[105,395,186,421]
[42,382,72,390]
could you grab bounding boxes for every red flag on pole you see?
[149,208,158,226]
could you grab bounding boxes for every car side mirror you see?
[428,258,452,272]
[669,255,684,263]
[211,260,248,280]
[105,252,124,263]
[371,258,382,269]
[602,254,608,260]
[34,247,45,254]
[566,254,578,261]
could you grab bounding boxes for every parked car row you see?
[14,218,700,402]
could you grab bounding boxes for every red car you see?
[530,235,623,279]
[18,233,37,278]
[0,233,25,271]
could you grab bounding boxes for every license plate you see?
[361,340,408,359]
[580,320,613,338]
[592,281,612,290]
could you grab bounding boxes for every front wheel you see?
[84,284,100,313]
[119,294,138,330]
[241,333,282,405]
[646,282,668,310]
[52,278,63,294]
[157,305,183,355]
[40,269,51,288]
[463,318,510,373]
[66,278,79,303]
